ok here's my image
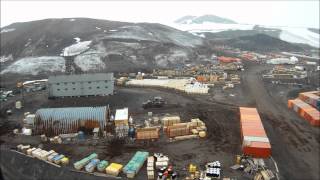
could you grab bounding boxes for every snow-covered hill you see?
[170,15,319,48]
[0,18,209,75]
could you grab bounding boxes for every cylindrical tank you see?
[128,127,135,138]
[85,159,100,173]
[78,131,85,140]
[15,101,22,109]
[199,131,206,138]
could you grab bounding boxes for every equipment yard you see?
[0,61,319,180]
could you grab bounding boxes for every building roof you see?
[48,73,113,83]
[35,106,107,124]
[115,108,128,121]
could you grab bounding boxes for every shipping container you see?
[97,160,109,172]
[85,159,100,173]
[136,127,160,140]
[239,107,271,158]
[161,116,180,127]
[106,163,123,176]
[166,124,190,138]
[74,153,98,170]
[123,151,149,178]
[288,99,320,126]
[298,91,320,110]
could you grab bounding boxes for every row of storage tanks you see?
[288,91,320,126]
[239,107,271,158]
[17,144,69,165]
[74,151,149,178]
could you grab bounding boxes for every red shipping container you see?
[239,107,271,158]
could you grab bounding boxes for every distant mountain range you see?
[174,15,237,24]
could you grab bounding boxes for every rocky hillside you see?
[1,18,210,75]
[225,34,304,52]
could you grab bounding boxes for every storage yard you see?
[0,61,319,180]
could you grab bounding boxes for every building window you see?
[89,87,92,89]
[64,82,67,85]
[105,80,108,83]
[105,86,108,89]
[56,83,60,85]
[65,88,68,91]
[73,88,76,90]
[97,86,100,89]
[57,89,60,91]
[72,82,75,85]
[88,81,91,84]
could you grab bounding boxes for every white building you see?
[267,56,298,65]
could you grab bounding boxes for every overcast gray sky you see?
[1,1,319,28]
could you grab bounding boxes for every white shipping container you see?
[32,148,42,157]
[27,148,37,155]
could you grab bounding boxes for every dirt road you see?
[241,61,320,180]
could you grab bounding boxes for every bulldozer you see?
[142,97,165,109]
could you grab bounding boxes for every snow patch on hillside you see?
[74,53,106,72]
[1,28,16,33]
[62,40,91,56]
[0,55,13,63]
[0,56,65,75]
[279,27,319,48]
[74,37,81,43]
[155,50,189,67]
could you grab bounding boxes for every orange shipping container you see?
[288,99,319,126]
[239,107,271,158]
[298,91,320,110]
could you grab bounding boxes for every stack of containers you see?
[114,108,129,138]
[161,116,181,132]
[166,123,190,138]
[239,107,271,158]
[85,159,100,173]
[136,127,160,140]
[74,153,98,170]
[53,154,65,164]
[48,152,59,162]
[123,151,149,178]
[298,91,320,110]
[147,156,155,179]
[288,99,320,126]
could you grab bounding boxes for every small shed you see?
[115,108,129,126]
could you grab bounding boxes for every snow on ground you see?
[0,55,13,63]
[74,53,106,71]
[69,19,75,22]
[155,50,188,67]
[168,22,254,33]
[96,27,101,30]
[0,56,65,75]
[74,37,81,43]
[109,29,118,32]
[168,21,320,48]
[1,28,16,33]
[279,27,319,48]
[62,40,91,56]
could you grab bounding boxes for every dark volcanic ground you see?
[0,63,319,180]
